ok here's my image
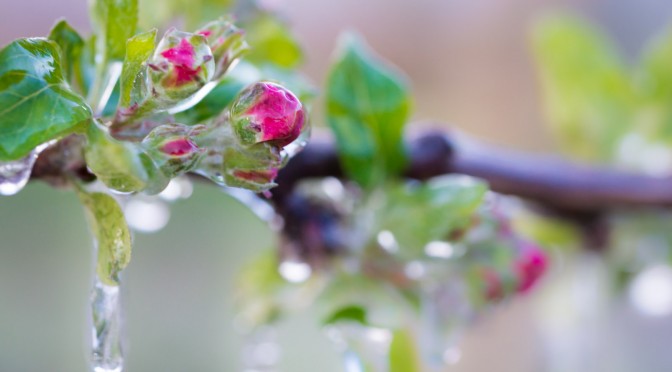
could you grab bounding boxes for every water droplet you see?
[124,198,171,233]
[629,264,672,317]
[405,261,426,280]
[376,230,398,253]
[158,176,193,201]
[0,141,54,196]
[91,276,124,372]
[278,260,311,283]
[424,241,454,259]
[241,326,281,371]
[280,127,310,160]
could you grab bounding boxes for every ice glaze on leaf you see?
[0,38,92,161]
[326,33,411,188]
[90,0,139,62]
[78,191,132,286]
[119,29,157,108]
[378,176,488,259]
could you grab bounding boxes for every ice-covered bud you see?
[221,143,283,191]
[196,19,249,79]
[148,29,215,103]
[230,82,305,148]
[142,124,205,178]
[514,244,548,293]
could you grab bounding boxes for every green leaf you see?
[84,121,166,193]
[532,15,634,162]
[90,0,138,62]
[119,29,156,108]
[635,26,672,141]
[245,13,303,69]
[78,190,131,286]
[326,33,411,188]
[138,0,233,30]
[389,328,421,372]
[0,38,92,161]
[48,20,85,91]
[322,305,368,326]
[378,176,488,259]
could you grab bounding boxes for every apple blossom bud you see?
[142,124,205,178]
[230,82,305,148]
[514,244,548,292]
[148,29,215,104]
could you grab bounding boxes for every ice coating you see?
[160,138,199,157]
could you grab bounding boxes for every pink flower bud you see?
[230,82,305,148]
[142,124,204,178]
[514,244,548,293]
[149,29,215,102]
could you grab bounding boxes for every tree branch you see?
[30,128,672,215]
[273,129,672,214]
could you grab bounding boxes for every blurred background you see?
[3,0,672,371]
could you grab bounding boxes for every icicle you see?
[91,275,124,372]
[0,141,54,196]
[240,326,281,372]
[417,263,470,370]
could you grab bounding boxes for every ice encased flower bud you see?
[514,243,548,293]
[142,124,205,178]
[230,82,305,148]
[149,29,215,104]
[196,19,249,79]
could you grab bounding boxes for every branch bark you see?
[273,129,672,214]
[30,128,672,214]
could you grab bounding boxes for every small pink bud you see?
[142,124,204,178]
[149,29,215,103]
[230,82,305,148]
[161,138,199,157]
[514,244,548,293]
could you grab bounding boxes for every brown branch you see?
[273,129,672,214]
[30,128,672,215]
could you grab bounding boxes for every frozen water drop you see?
[424,241,454,259]
[0,141,54,196]
[376,230,398,253]
[629,264,672,317]
[158,177,193,201]
[241,326,281,371]
[124,198,171,233]
[221,186,279,227]
[91,276,124,372]
[280,127,310,160]
[278,260,311,283]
